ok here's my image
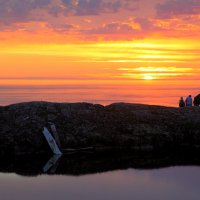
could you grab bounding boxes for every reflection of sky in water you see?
[0,167,200,200]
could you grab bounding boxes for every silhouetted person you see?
[193,94,200,106]
[185,95,193,107]
[179,97,185,107]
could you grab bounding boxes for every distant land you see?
[0,101,200,155]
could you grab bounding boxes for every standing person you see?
[179,97,185,107]
[185,95,193,107]
[193,94,200,106]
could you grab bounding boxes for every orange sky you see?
[0,0,200,106]
[1,39,200,80]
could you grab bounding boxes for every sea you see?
[0,79,200,200]
[0,78,199,106]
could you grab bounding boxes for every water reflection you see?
[1,151,200,200]
[1,150,200,177]
[43,154,62,173]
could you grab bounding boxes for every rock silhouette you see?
[0,101,200,155]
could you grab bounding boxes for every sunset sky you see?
[0,0,200,106]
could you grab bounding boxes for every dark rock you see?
[0,101,200,155]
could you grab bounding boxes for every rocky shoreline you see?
[0,101,200,155]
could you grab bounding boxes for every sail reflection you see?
[1,150,200,177]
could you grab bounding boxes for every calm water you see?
[0,79,199,107]
[0,152,200,200]
[1,167,200,200]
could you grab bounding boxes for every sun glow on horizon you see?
[143,74,155,80]
[119,66,194,80]
[0,38,199,82]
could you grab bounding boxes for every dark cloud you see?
[47,22,77,33]
[0,0,137,22]
[156,0,200,19]
[135,17,155,30]
[0,0,138,32]
[84,22,135,34]
[62,0,105,15]
[0,0,51,23]
[60,0,138,16]
[74,0,121,15]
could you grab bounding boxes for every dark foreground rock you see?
[0,101,200,155]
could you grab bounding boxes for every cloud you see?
[156,0,200,19]
[1,0,199,40]
[84,22,136,34]
[0,0,52,24]
[0,0,137,23]
[61,0,122,15]
[135,17,157,31]
[81,17,173,39]
[49,0,138,16]
[47,22,77,33]
[0,0,138,33]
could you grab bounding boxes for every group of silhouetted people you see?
[179,95,196,107]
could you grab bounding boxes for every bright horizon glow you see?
[0,0,200,107]
[0,39,199,81]
[143,75,155,80]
